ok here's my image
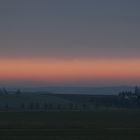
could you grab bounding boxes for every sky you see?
[0,0,140,87]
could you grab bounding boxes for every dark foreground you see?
[0,110,140,140]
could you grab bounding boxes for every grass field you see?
[0,110,140,139]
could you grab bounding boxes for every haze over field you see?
[0,0,140,87]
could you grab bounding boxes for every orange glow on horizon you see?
[0,58,140,81]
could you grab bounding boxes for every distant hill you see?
[43,86,134,95]
[6,86,135,95]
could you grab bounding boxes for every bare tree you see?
[20,103,25,110]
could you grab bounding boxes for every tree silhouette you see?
[57,104,61,110]
[5,104,9,110]
[44,104,48,110]
[82,104,87,110]
[74,104,78,110]
[69,103,73,110]
[49,104,53,110]
[29,103,34,110]
[135,86,140,95]
[20,103,25,110]
[0,88,3,94]
[35,103,40,110]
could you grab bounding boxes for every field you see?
[0,110,140,140]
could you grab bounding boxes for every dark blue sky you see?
[0,0,140,59]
